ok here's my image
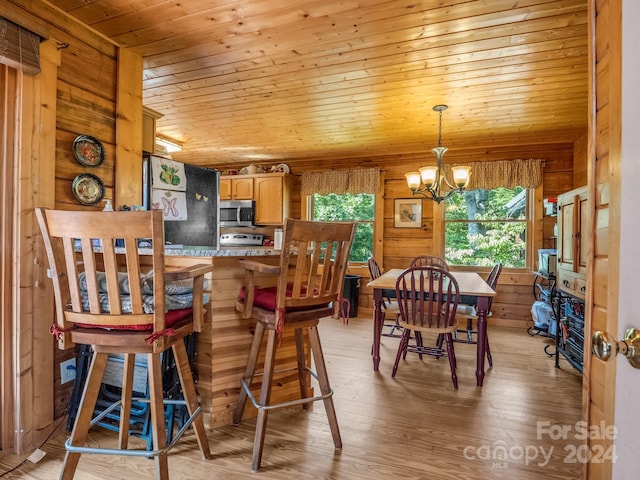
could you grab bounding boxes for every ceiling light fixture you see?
[405,105,471,203]
[155,136,183,153]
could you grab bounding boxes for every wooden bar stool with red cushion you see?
[36,208,213,480]
[234,219,356,472]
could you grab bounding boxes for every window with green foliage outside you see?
[312,193,374,262]
[444,187,528,268]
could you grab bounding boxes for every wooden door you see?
[609,0,639,477]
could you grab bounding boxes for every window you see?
[444,187,529,268]
[311,193,374,262]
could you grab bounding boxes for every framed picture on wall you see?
[394,198,422,228]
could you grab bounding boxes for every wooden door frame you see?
[1,64,19,454]
[0,39,59,456]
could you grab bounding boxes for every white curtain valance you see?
[301,168,380,195]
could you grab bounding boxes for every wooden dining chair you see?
[234,218,356,472]
[392,266,461,388]
[453,263,502,367]
[35,208,213,480]
[367,257,402,337]
[409,255,449,269]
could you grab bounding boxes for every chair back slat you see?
[409,255,449,270]
[396,266,459,329]
[35,208,170,350]
[367,257,383,280]
[485,262,502,310]
[276,219,356,313]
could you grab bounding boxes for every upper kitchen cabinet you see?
[556,186,589,298]
[220,176,254,200]
[142,106,163,153]
[219,173,292,224]
[254,173,291,224]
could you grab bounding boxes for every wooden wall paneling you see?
[573,132,589,186]
[115,46,143,209]
[372,172,385,264]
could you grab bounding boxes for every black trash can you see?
[342,275,360,318]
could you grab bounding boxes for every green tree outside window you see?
[312,193,374,262]
[444,187,528,268]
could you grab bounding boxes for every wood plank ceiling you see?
[50,0,589,168]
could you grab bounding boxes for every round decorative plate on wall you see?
[72,173,105,205]
[72,135,105,167]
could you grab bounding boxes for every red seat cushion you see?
[238,284,331,312]
[77,307,193,331]
[238,286,280,311]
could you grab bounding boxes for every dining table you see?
[367,269,496,386]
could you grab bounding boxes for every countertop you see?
[80,240,280,257]
[163,246,280,257]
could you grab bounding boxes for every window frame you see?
[306,192,376,264]
[439,187,541,272]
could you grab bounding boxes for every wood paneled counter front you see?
[162,247,311,428]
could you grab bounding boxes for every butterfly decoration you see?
[161,196,179,217]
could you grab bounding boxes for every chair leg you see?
[147,353,169,480]
[251,328,278,472]
[295,328,310,411]
[486,336,493,367]
[307,325,342,449]
[118,353,135,449]
[392,328,411,377]
[234,322,265,425]
[173,339,211,459]
[444,333,458,389]
[60,352,109,480]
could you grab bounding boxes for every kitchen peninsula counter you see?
[161,247,308,429]
[163,246,280,257]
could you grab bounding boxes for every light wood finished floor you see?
[1,318,582,480]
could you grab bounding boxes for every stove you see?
[219,233,264,246]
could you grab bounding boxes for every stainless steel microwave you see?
[219,200,255,227]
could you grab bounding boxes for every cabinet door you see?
[254,176,283,224]
[232,178,254,199]
[556,186,588,297]
[576,191,589,274]
[219,178,232,200]
[557,198,576,269]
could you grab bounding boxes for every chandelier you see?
[405,105,471,203]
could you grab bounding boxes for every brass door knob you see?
[592,328,640,369]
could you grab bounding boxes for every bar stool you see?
[234,219,356,472]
